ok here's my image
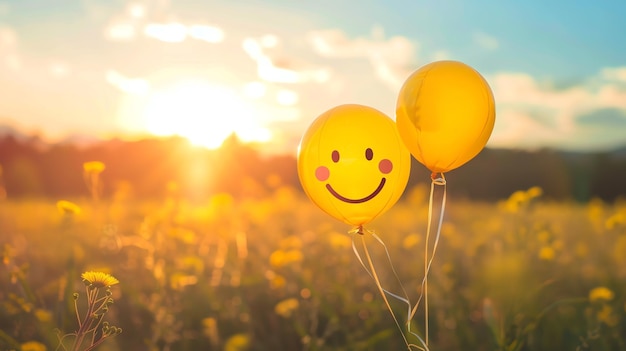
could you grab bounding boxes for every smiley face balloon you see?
[298,104,411,228]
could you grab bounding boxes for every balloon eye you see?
[331,150,340,163]
[365,148,373,161]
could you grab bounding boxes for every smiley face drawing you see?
[297,104,411,227]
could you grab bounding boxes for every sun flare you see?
[141,80,271,149]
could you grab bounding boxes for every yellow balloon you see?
[298,104,411,227]
[396,60,495,173]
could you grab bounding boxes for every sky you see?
[0,0,625,155]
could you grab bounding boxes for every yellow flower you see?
[83,161,106,173]
[596,304,619,327]
[56,200,81,215]
[526,186,543,199]
[274,298,299,318]
[81,271,119,288]
[224,333,250,351]
[34,308,52,323]
[538,246,555,261]
[20,341,47,351]
[329,232,351,250]
[402,233,421,249]
[269,249,303,268]
[270,275,286,290]
[589,286,614,302]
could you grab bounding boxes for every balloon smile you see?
[326,178,386,203]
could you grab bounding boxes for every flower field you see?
[1,181,626,350]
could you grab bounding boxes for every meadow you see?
[1,167,626,351]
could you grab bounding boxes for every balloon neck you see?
[431,172,447,185]
[356,225,364,235]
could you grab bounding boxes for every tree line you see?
[0,134,625,202]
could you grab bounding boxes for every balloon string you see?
[351,233,428,351]
[409,173,447,346]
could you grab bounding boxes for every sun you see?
[141,80,271,149]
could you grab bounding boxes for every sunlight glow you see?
[141,80,272,149]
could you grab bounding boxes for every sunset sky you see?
[0,0,625,154]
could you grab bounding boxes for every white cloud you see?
[144,22,187,43]
[276,89,298,106]
[473,31,499,51]
[127,3,145,19]
[242,36,330,84]
[601,66,626,82]
[104,21,137,41]
[308,27,417,91]
[487,68,626,149]
[0,26,20,71]
[242,81,267,99]
[106,69,150,96]
[188,25,224,43]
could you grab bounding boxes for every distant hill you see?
[0,132,625,202]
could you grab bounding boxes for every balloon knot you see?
[431,172,447,185]
[357,225,364,235]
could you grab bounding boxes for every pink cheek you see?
[379,159,393,174]
[315,166,330,181]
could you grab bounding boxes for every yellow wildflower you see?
[329,232,351,250]
[274,298,299,318]
[596,304,619,327]
[269,249,303,268]
[526,186,543,199]
[81,271,119,288]
[20,341,47,351]
[270,275,286,289]
[538,246,555,261]
[202,317,219,346]
[34,308,52,323]
[402,233,421,249]
[56,200,81,215]
[83,161,106,173]
[224,333,250,351]
[589,286,614,302]
[606,212,625,230]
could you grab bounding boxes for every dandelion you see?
[589,286,614,302]
[596,304,619,327]
[270,275,286,289]
[402,233,421,249]
[21,341,47,351]
[269,249,303,268]
[526,186,543,199]
[81,271,119,288]
[538,246,555,261]
[34,308,52,323]
[57,200,82,215]
[83,161,106,174]
[57,271,122,351]
[274,298,299,318]
[224,334,250,351]
[329,232,351,249]
[83,161,106,202]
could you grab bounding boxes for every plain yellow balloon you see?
[297,104,411,227]
[396,60,495,174]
